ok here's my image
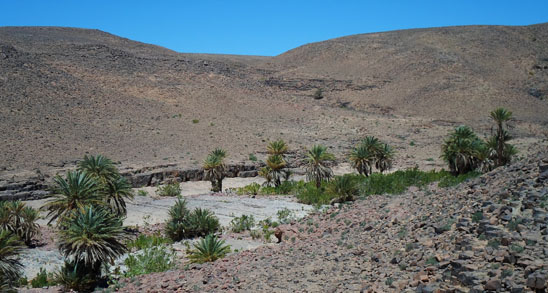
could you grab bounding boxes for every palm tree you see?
[58,206,128,277]
[349,144,374,176]
[375,143,395,173]
[327,175,359,203]
[306,145,335,188]
[187,234,231,264]
[41,171,102,225]
[102,176,134,217]
[19,206,40,246]
[259,166,274,187]
[441,126,484,175]
[203,149,227,192]
[0,230,23,287]
[267,140,288,156]
[361,136,382,153]
[490,108,514,167]
[165,197,190,241]
[266,154,287,187]
[77,154,118,184]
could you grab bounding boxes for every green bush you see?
[137,190,148,197]
[187,235,230,264]
[438,171,480,187]
[54,261,96,292]
[127,234,172,251]
[229,215,255,233]
[123,245,176,277]
[31,267,56,288]
[165,198,220,241]
[327,175,359,203]
[295,182,333,206]
[235,182,261,195]
[185,208,220,238]
[156,182,181,197]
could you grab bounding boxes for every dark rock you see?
[485,279,501,291]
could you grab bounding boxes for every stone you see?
[526,271,547,290]
[485,279,501,291]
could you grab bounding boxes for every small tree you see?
[489,108,516,167]
[441,126,484,175]
[306,145,335,188]
[57,206,128,288]
[203,148,227,192]
[261,140,290,187]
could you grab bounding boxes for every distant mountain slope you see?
[0,24,547,171]
[268,23,548,121]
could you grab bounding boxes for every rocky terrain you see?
[1,24,547,178]
[113,150,548,292]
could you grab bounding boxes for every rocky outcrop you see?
[121,163,260,188]
[0,163,261,201]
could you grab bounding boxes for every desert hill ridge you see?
[0,24,547,172]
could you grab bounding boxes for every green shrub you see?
[127,234,172,251]
[229,215,255,233]
[471,211,484,223]
[438,171,480,187]
[31,267,54,288]
[186,208,220,238]
[156,182,181,197]
[165,198,220,241]
[54,261,96,292]
[187,235,231,264]
[248,154,258,162]
[123,245,176,277]
[137,190,148,197]
[235,182,261,195]
[327,175,359,203]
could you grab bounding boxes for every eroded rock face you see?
[0,163,261,200]
[113,149,548,292]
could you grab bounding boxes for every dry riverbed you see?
[20,176,314,280]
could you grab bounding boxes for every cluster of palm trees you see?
[349,136,395,176]
[0,200,40,288]
[40,155,133,291]
[442,108,516,175]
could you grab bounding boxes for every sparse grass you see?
[192,119,199,124]
[425,256,439,266]
[276,208,295,224]
[471,211,483,223]
[248,154,257,162]
[229,215,255,233]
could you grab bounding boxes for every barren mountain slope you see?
[0,25,547,173]
[268,23,548,122]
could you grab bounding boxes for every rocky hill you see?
[116,150,548,292]
[0,24,547,174]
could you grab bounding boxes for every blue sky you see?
[1,1,547,56]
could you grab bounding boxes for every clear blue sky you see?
[1,0,547,56]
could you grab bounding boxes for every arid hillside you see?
[0,24,547,173]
